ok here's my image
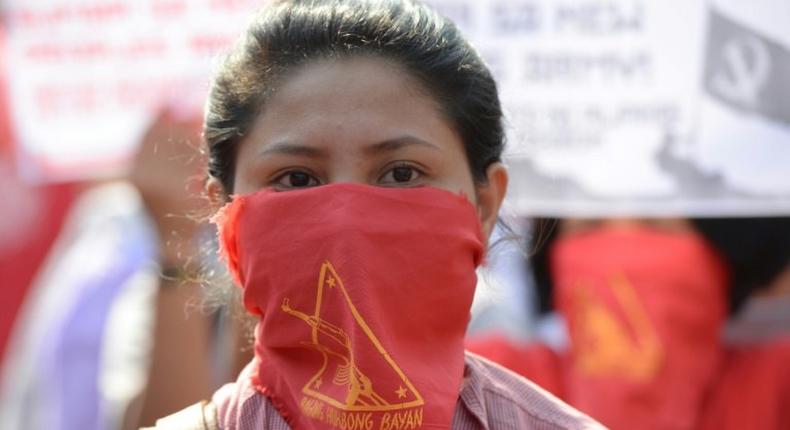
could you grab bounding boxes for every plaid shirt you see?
[212,352,604,430]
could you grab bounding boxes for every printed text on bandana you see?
[301,397,424,430]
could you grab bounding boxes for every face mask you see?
[550,226,729,430]
[215,183,484,430]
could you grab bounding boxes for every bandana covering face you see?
[550,227,729,430]
[215,183,484,430]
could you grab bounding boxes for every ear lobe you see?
[206,176,230,210]
[476,163,508,243]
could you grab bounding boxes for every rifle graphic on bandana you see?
[281,261,425,412]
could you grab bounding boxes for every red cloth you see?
[699,338,790,430]
[216,183,484,430]
[550,227,729,430]
[469,227,790,429]
[473,335,790,430]
[465,336,563,397]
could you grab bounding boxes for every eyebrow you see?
[258,142,328,158]
[257,135,440,158]
[363,136,441,155]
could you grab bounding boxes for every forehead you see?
[242,56,460,151]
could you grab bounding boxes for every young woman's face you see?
[218,57,507,240]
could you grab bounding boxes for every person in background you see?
[131,108,255,427]
[0,108,248,430]
[470,217,790,430]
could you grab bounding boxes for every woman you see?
[517,217,790,430]
[148,1,603,429]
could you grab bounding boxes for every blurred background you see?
[0,1,788,429]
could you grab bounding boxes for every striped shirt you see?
[212,352,604,430]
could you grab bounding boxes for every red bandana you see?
[215,183,484,430]
[550,227,729,430]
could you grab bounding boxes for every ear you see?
[206,176,230,211]
[475,162,508,244]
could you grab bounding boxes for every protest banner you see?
[5,0,789,215]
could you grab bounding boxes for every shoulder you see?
[141,368,289,430]
[460,351,605,430]
[140,401,218,430]
[209,362,290,430]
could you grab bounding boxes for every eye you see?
[273,170,320,189]
[379,163,423,186]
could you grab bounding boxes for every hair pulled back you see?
[204,0,505,192]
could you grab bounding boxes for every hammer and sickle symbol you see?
[712,34,772,107]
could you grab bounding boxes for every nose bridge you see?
[325,142,371,184]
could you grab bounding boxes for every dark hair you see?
[204,0,504,192]
[529,217,790,316]
[529,217,560,315]
[692,217,790,313]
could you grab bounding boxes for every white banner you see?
[430,0,790,216]
[3,0,260,181]
[5,0,790,216]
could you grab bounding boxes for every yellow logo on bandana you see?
[282,261,425,412]
[570,274,664,381]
